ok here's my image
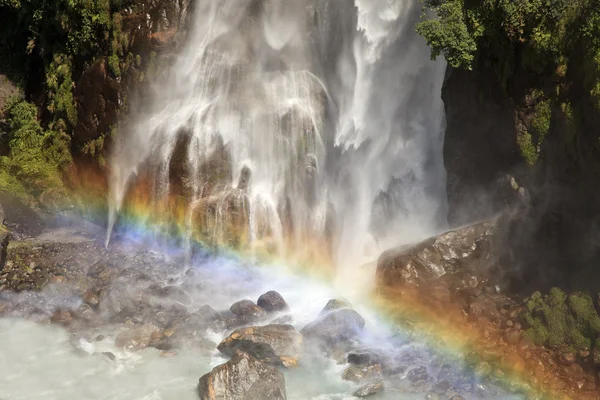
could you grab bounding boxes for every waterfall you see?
[107,0,447,271]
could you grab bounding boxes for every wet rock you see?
[0,230,7,272]
[376,222,497,304]
[217,324,303,367]
[51,310,73,326]
[101,351,116,361]
[504,328,521,345]
[0,200,5,225]
[83,289,99,308]
[406,366,433,386]
[237,165,251,191]
[301,308,365,346]
[320,298,352,315]
[468,297,499,320]
[230,300,266,319]
[347,349,389,366]
[353,381,384,397]
[153,285,192,306]
[77,303,95,321]
[559,352,576,366]
[39,188,73,213]
[196,304,222,322]
[257,291,289,313]
[115,325,160,351]
[342,364,383,383]
[431,380,451,395]
[197,351,286,400]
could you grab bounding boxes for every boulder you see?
[301,308,365,347]
[342,364,383,383]
[377,222,496,288]
[320,298,352,315]
[230,300,266,319]
[257,291,289,313]
[198,351,287,400]
[353,381,384,397]
[347,349,390,367]
[217,325,303,367]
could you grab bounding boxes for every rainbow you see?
[67,166,582,400]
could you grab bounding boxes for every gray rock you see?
[353,381,384,397]
[342,364,383,383]
[198,351,286,400]
[320,298,352,315]
[301,308,365,346]
[230,300,266,319]
[431,380,451,395]
[376,221,496,289]
[257,291,289,313]
[217,324,303,367]
[348,349,390,366]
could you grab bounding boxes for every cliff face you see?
[0,0,195,206]
[442,56,600,293]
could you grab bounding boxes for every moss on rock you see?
[522,288,600,351]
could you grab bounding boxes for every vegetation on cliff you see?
[418,0,600,166]
[0,0,187,199]
[522,288,600,352]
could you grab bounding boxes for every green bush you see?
[0,100,71,196]
[522,288,600,351]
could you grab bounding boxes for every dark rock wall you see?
[442,60,600,293]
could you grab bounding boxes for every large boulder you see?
[217,325,303,367]
[376,221,499,297]
[198,351,287,400]
[301,307,365,347]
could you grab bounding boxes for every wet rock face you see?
[198,351,287,400]
[74,58,120,145]
[257,291,288,313]
[217,324,303,367]
[442,67,523,227]
[0,230,7,272]
[376,221,498,296]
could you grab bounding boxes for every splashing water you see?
[107,0,447,281]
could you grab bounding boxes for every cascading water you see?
[108,0,447,276]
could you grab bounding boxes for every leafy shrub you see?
[522,288,600,351]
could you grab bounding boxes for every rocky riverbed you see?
[0,195,597,399]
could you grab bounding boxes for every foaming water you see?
[108,0,447,278]
[0,231,521,400]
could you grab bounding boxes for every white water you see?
[108,0,447,274]
[0,237,515,400]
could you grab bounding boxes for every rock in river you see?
[217,324,303,367]
[257,291,289,313]
[301,307,365,347]
[230,300,266,319]
[198,351,287,400]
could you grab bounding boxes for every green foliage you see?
[107,53,121,78]
[521,288,600,351]
[416,0,478,69]
[517,129,538,166]
[46,54,78,128]
[530,91,552,141]
[0,100,71,196]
